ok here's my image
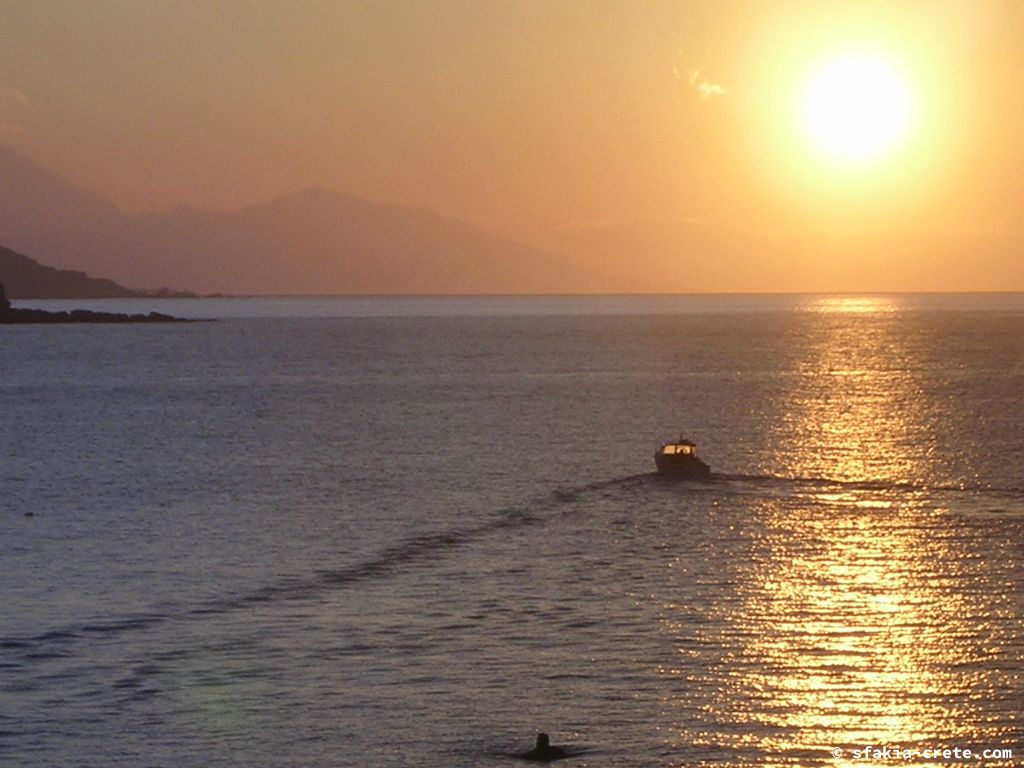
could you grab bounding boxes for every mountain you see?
[0,147,127,279]
[0,244,166,299]
[0,145,624,295]
[514,217,787,293]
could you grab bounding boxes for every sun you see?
[801,51,912,163]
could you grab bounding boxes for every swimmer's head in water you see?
[519,732,569,762]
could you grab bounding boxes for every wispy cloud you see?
[687,69,725,99]
[673,52,726,100]
[0,86,30,136]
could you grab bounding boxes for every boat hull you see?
[654,453,711,479]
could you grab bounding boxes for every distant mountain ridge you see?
[0,244,192,299]
[0,145,622,295]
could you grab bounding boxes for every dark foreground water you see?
[2,294,1023,766]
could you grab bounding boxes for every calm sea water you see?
[2,294,1023,767]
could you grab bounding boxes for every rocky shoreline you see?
[0,283,197,324]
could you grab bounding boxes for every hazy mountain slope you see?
[0,146,128,279]
[116,187,622,294]
[518,217,787,293]
[0,244,147,298]
[0,145,624,295]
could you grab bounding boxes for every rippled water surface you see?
[2,294,1023,766]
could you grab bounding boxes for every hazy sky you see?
[3,0,1024,287]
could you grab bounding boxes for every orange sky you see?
[2,0,1024,291]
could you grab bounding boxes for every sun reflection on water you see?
[664,304,1018,765]
[772,300,935,485]
[804,296,901,315]
[733,498,980,764]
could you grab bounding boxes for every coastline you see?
[0,282,198,324]
[0,307,196,324]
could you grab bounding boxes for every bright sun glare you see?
[802,52,912,163]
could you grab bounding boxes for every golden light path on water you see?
[664,297,1017,765]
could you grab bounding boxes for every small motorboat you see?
[654,436,711,479]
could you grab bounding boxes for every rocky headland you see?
[0,282,195,324]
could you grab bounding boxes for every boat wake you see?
[1,477,639,657]
[713,471,1024,497]
[4,469,1020,667]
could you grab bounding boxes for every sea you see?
[2,294,1022,767]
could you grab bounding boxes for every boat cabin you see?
[660,440,698,456]
[654,436,710,478]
